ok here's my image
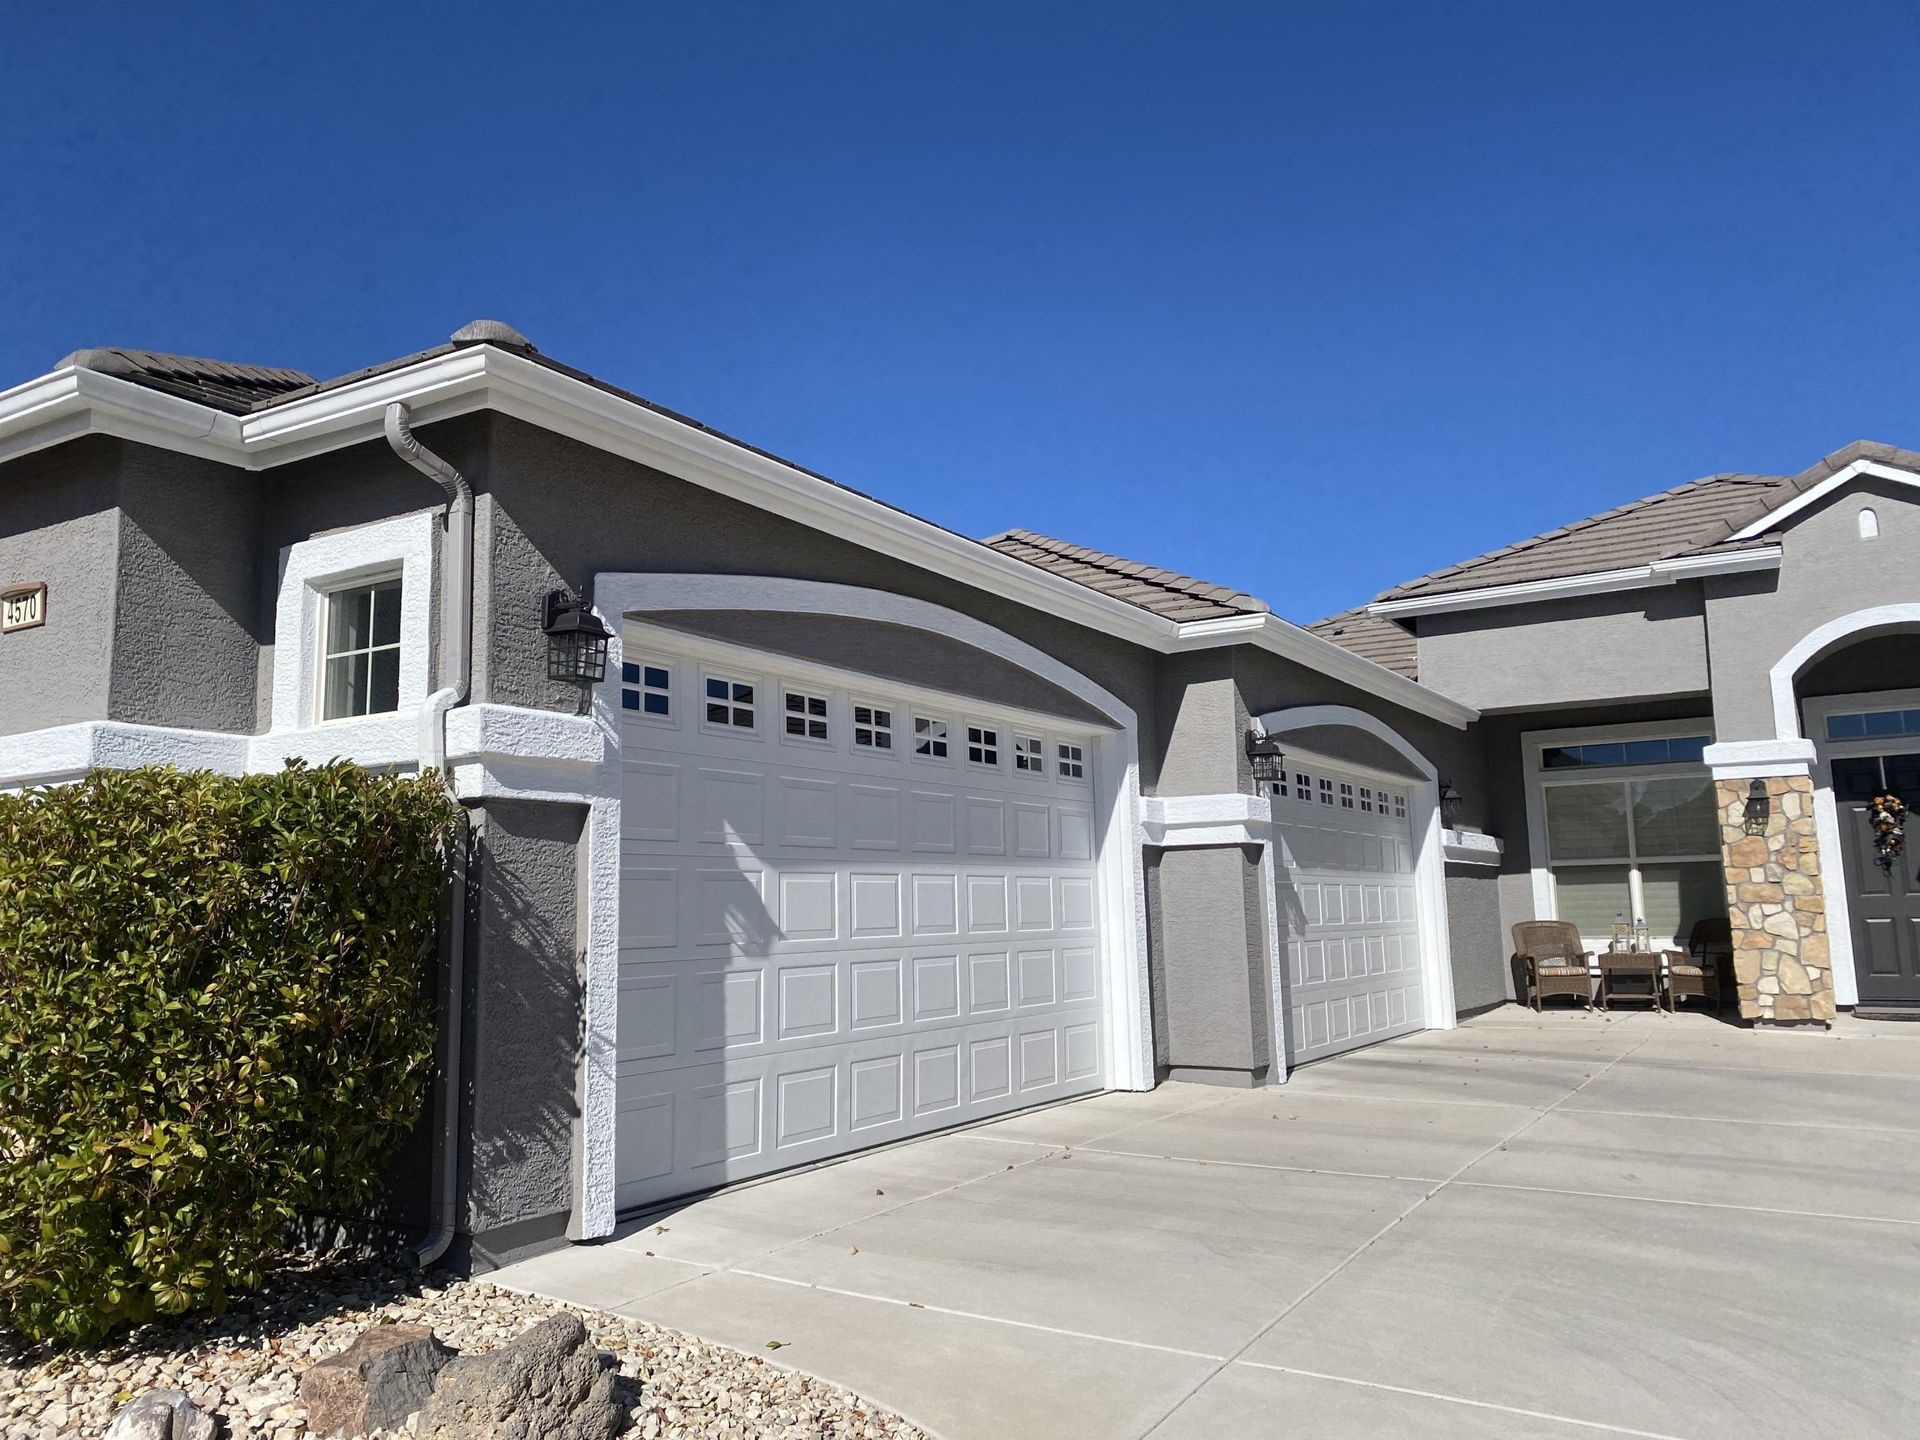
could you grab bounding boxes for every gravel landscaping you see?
[0,1260,931,1440]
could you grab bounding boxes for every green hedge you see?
[0,762,461,1346]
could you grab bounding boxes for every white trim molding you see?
[1701,737,1816,780]
[574,573,1157,1238]
[1254,704,1460,1060]
[0,721,250,790]
[1768,603,1920,741]
[1364,547,1782,620]
[270,509,439,734]
[1139,791,1273,848]
[1727,458,1920,542]
[1441,829,1503,865]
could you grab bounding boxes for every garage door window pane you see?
[1553,865,1633,938]
[1545,784,1630,860]
[1631,777,1718,857]
[1638,862,1726,948]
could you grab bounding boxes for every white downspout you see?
[384,402,473,1268]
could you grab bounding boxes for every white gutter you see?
[382,402,474,1270]
[1365,545,1783,619]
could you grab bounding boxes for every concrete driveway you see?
[493,1007,1920,1439]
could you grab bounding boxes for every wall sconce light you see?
[1246,730,1287,794]
[1438,779,1464,825]
[1743,777,1771,836]
[543,589,612,705]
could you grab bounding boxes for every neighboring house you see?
[0,321,1909,1269]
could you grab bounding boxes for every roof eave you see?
[1364,546,1783,619]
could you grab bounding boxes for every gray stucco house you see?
[2,320,1913,1267]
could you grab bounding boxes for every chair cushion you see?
[1536,965,1590,978]
[1667,963,1707,977]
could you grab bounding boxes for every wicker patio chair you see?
[1665,918,1731,1011]
[1512,921,1595,1012]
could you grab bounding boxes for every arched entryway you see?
[1778,613,1920,1012]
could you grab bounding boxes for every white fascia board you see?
[1726,459,1920,541]
[1364,546,1782,620]
[0,368,243,468]
[233,347,494,462]
[1177,613,1478,729]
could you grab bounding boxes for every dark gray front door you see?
[1832,753,1920,1006]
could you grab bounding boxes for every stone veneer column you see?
[1717,775,1834,1024]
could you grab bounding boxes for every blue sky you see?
[4,3,1916,622]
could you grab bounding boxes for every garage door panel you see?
[614,634,1108,1210]
[1275,757,1426,1066]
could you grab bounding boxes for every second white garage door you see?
[1273,754,1426,1064]
[613,629,1109,1212]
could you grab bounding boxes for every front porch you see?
[494,1006,1920,1439]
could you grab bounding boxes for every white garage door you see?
[614,630,1108,1212]
[1273,755,1426,1064]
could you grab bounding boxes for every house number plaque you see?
[0,582,47,633]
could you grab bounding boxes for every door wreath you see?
[1869,790,1907,873]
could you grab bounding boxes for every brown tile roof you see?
[1306,609,1417,678]
[55,347,316,413]
[983,529,1270,622]
[1375,440,1920,602]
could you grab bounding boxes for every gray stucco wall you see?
[0,439,121,735]
[1417,587,1710,713]
[111,446,262,732]
[471,414,1164,780]
[1151,649,1239,796]
[1148,844,1270,1084]
[460,798,587,1270]
[1445,868,1507,1011]
[1705,478,1920,741]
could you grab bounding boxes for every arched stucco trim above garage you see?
[568,572,1154,1236]
[1252,704,1460,1048]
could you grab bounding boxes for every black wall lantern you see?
[1438,779,1464,826]
[1743,777,1771,836]
[1246,730,1287,794]
[543,589,612,704]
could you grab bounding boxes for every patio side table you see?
[1597,951,1668,1013]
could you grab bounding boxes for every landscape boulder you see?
[103,1389,219,1440]
[417,1311,627,1440]
[300,1322,454,1436]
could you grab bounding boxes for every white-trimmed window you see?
[704,674,755,729]
[1393,793,1407,820]
[1013,735,1043,773]
[1318,777,1334,806]
[1293,770,1311,802]
[1057,742,1085,780]
[967,725,1000,767]
[621,661,672,718]
[783,688,830,742]
[1532,724,1726,948]
[853,703,894,751]
[1339,782,1354,810]
[914,715,949,759]
[1359,785,1374,813]
[320,577,403,720]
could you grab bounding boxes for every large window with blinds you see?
[1530,729,1726,948]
